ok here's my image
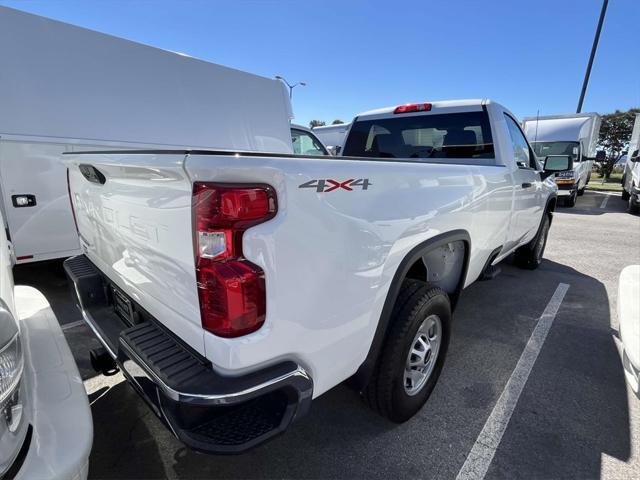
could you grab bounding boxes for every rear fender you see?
[349,230,470,390]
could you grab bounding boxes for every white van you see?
[522,113,601,207]
[622,113,640,214]
[0,6,292,264]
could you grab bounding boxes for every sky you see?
[2,0,639,127]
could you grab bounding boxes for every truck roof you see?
[522,114,601,144]
[522,112,601,123]
[355,99,490,118]
[0,6,293,153]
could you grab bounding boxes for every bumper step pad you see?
[64,254,313,454]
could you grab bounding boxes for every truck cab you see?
[290,124,330,156]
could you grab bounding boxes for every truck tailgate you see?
[66,152,205,354]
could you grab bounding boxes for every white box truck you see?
[312,123,351,154]
[0,6,292,263]
[522,113,601,207]
[622,113,640,214]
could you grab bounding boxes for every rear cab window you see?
[342,110,494,160]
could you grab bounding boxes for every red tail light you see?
[192,183,277,338]
[393,103,432,114]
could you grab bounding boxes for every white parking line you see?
[61,319,85,331]
[600,195,610,209]
[590,190,618,195]
[455,283,570,480]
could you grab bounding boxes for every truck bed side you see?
[67,151,514,396]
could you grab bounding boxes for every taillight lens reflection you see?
[192,183,276,338]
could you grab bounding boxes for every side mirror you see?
[541,155,573,179]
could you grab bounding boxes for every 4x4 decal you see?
[298,178,372,193]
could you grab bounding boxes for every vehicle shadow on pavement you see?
[479,260,631,479]
[555,191,628,216]
[84,260,631,480]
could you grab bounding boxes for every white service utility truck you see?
[522,113,601,207]
[64,96,568,454]
[0,6,292,264]
[622,113,640,214]
[312,123,351,154]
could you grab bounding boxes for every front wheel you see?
[515,214,550,270]
[364,282,450,423]
[564,191,577,207]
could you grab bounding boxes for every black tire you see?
[564,191,576,207]
[364,282,450,423]
[577,186,585,196]
[515,214,550,270]
[629,197,640,215]
[622,189,630,201]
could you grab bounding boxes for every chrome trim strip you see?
[77,304,311,406]
[118,339,310,406]
[80,308,117,359]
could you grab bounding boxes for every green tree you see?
[331,119,344,125]
[597,108,639,179]
[309,120,326,129]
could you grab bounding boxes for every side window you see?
[291,129,328,156]
[504,114,534,169]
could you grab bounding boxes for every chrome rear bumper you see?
[64,255,313,454]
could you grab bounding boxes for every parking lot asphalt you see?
[13,190,640,480]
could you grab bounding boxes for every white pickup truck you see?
[64,98,566,454]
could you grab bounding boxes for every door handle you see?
[521,182,533,189]
[11,194,36,207]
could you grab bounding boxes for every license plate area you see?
[111,285,134,326]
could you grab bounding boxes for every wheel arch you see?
[349,230,471,391]
[545,194,557,223]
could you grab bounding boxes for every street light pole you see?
[577,0,608,113]
[275,75,306,99]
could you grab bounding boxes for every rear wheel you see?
[515,214,550,270]
[364,282,450,423]
[629,196,640,215]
